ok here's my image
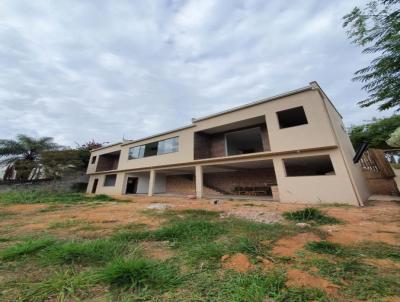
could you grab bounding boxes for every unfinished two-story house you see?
[86,82,370,206]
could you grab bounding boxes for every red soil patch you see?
[221,253,254,272]
[322,203,400,245]
[286,269,340,295]
[272,233,321,257]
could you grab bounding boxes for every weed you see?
[283,208,340,225]
[308,257,400,299]
[18,269,95,302]
[275,286,330,302]
[1,238,57,261]
[48,219,88,229]
[94,257,181,291]
[42,239,128,265]
[354,241,400,262]
[0,190,114,204]
[0,210,16,218]
[306,241,347,256]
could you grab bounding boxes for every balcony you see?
[96,151,120,172]
[194,116,270,160]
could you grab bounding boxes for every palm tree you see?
[0,134,60,180]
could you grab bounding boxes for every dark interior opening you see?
[283,155,335,176]
[226,127,264,155]
[144,142,158,157]
[277,106,308,129]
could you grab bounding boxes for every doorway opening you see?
[91,178,98,194]
[126,177,138,194]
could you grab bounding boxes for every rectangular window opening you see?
[277,106,308,129]
[283,155,335,177]
[91,156,96,164]
[128,137,179,160]
[104,174,117,186]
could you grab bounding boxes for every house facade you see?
[86,82,370,206]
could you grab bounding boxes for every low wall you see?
[0,174,89,192]
[362,170,399,195]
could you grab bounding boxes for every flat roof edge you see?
[192,85,313,122]
[120,124,196,147]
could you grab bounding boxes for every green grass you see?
[283,208,340,225]
[354,241,400,262]
[94,257,181,291]
[0,190,114,204]
[48,219,89,229]
[42,239,128,265]
[0,238,57,261]
[305,241,347,256]
[304,257,400,300]
[18,269,95,302]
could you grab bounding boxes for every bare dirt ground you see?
[1,195,399,248]
[1,195,399,301]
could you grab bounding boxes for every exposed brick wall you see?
[204,168,277,194]
[194,132,211,159]
[210,134,225,158]
[165,175,221,195]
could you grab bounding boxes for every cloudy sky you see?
[0,0,395,147]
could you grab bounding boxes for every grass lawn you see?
[0,190,399,301]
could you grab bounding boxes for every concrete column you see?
[148,169,156,196]
[195,165,203,199]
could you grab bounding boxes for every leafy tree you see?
[349,115,400,149]
[387,126,400,146]
[76,140,103,169]
[40,150,82,179]
[343,0,400,110]
[0,134,60,180]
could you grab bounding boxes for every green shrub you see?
[283,208,340,225]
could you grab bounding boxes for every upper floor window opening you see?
[277,106,308,129]
[128,137,179,160]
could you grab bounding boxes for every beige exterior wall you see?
[86,83,370,205]
[316,85,370,205]
[273,149,359,205]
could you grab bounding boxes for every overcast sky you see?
[0,0,395,147]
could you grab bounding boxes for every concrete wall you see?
[273,149,360,205]
[319,86,370,205]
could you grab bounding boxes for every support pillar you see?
[148,169,156,196]
[195,165,203,199]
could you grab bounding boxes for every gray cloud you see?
[0,0,395,146]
